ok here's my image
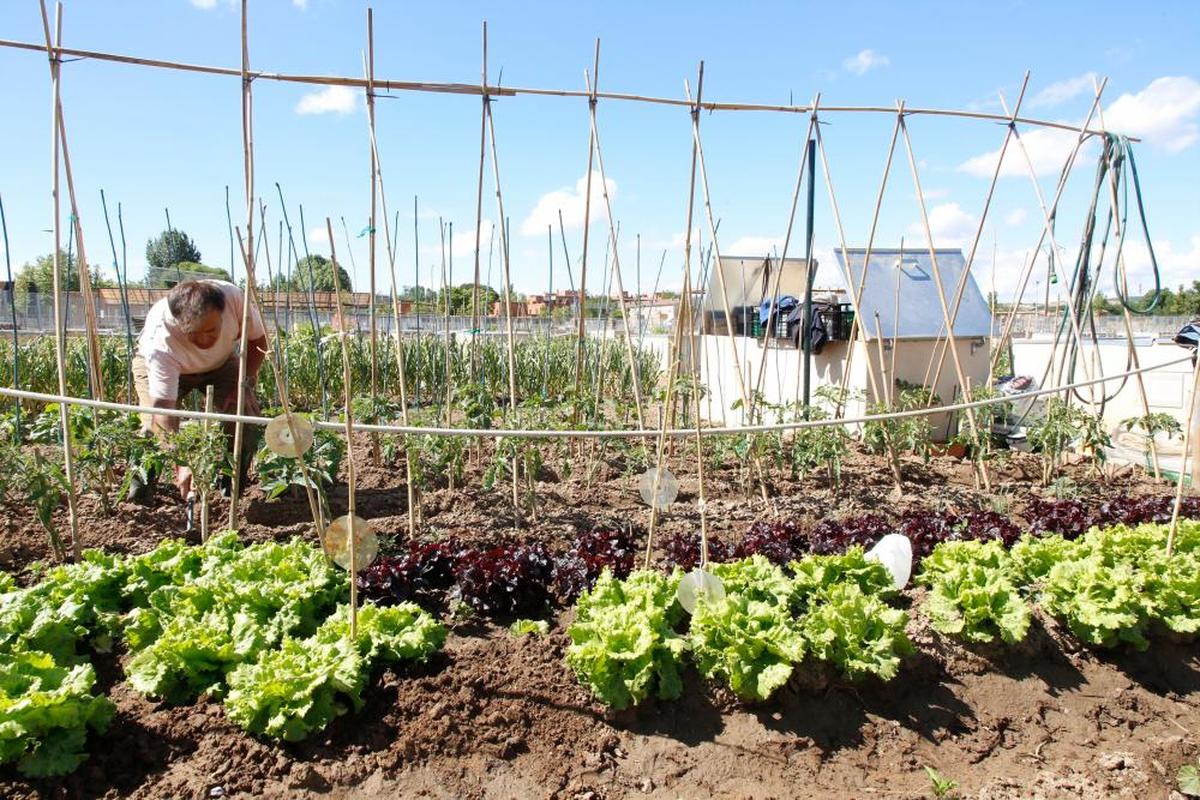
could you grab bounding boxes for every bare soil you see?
[2,443,1197,799]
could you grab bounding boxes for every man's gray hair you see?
[167,281,226,333]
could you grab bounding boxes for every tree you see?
[145,229,202,286]
[13,251,111,312]
[273,254,352,292]
[436,283,499,316]
[1126,281,1200,316]
[148,260,231,288]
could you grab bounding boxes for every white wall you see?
[1011,337,1194,426]
[641,332,990,440]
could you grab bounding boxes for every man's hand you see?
[151,397,180,439]
[221,383,261,417]
[174,465,193,499]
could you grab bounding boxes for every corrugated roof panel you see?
[832,248,992,339]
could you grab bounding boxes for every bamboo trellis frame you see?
[8,4,1191,562]
[0,36,1137,141]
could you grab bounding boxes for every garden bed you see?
[2,442,1198,799]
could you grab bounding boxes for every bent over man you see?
[132,279,267,499]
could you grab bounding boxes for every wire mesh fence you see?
[0,289,643,339]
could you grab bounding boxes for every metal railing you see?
[1005,312,1192,339]
[0,291,646,338]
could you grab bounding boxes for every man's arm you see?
[246,335,267,383]
[150,397,180,439]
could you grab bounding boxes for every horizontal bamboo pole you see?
[2,353,1189,441]
[0,37,1134,139]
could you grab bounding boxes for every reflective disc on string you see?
[676,567,725,614]
[322,514,378,572]
[264,413,314,458]
[638,466,679,511]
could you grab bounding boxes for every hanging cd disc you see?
[322,514,378,572]
[264,413,315,458]
[638,466,679,511]
[676,568,725,614]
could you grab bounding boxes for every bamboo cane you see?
[438,219,452,429]
[326,218,359,636]
[987,84,1108,379]
[873,313,903,491]
[470,22,488,384]
[573,40,600,426]
[201,386,214,541]
[584,64,647,437]
[824,110,901,414]
[365,9,379,424]
[691,257,710,565]
[40,1,80,561]
[747,95,822,413]
[0,196,19,438]
[897,104,991,491]
[645,68,705,566]
[99,190,135,401]
[921,73,1030,400]
[363,79,419,540]
[1167,354,1200,557]
[483,92,525,526]
[260,202,285,380]
[227,0,255,531]
[0,36,1139,139]
[684,76,774,502]
[37,3,104,403]
[236,228,327,547]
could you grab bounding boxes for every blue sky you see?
[1,1,1197,302]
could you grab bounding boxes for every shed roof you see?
[703,256,814,312]
[833,248,991,339]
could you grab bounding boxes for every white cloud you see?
[669,229,703,252]
[520,171,614,236]
[908,202,977,248]
[1005,208,1028,227]
[958,125,1085,178]
[921,188,950,201]
[192,0,306,9]
[1029,73,1098,109]
[418,219,497,262]
[1102,76,1200,152]
[449,220,496,260]
[295,85,359,116]
[725,236,784,257]
[973,234,1200,303]
[843,49,889,76]
[307,226,330,247]
[1113,235,1200,295]
[959,76,1200,177]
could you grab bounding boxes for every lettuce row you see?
[0,532,439,770]
[0,556,126,776]
[565,570,686,711]
[1020,521,1200,649]
[570,551,913,708]
[0,649,114,777]
[917,540,1031,644]
[688,557,805,701]
[122,533,346,703]
[224,602,446,741]
[793,550,912,682]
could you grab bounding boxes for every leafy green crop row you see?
[569,520,1200,709]
[567,548,913,706]
[0,533,446,775]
